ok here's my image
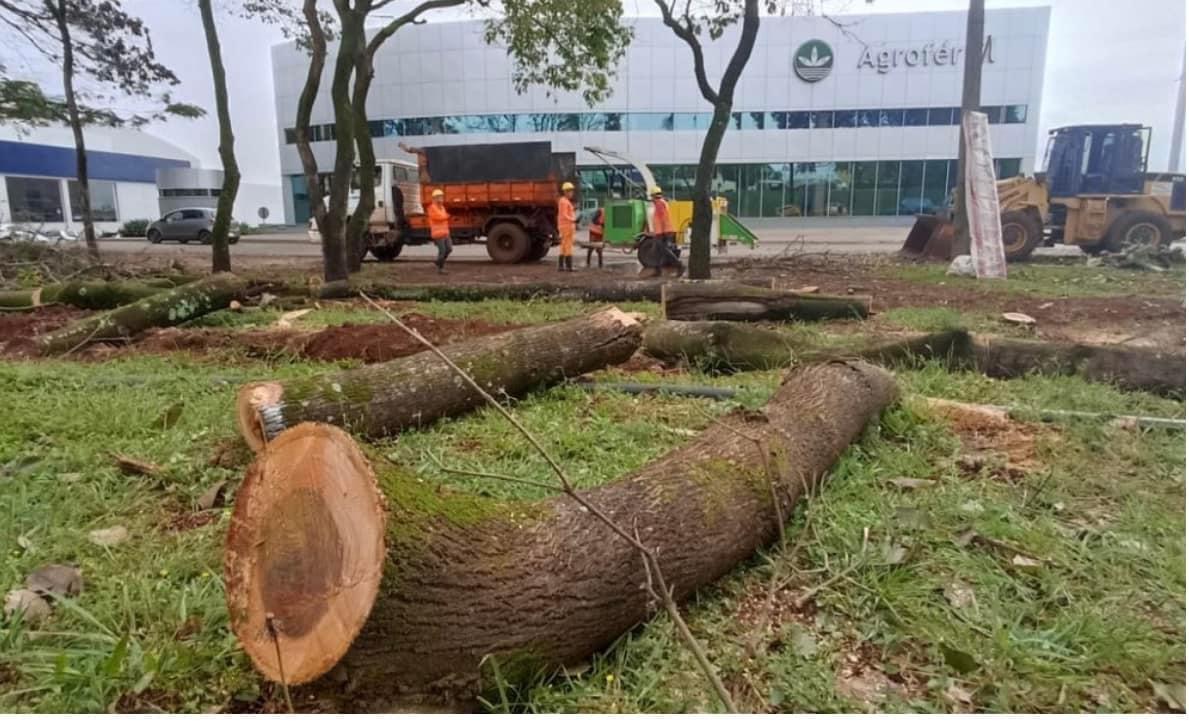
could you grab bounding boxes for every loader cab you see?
[1043,124,1150,198]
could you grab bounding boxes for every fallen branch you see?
[571,378,738,400]
[662,282,870,322]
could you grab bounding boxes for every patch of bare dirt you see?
[131,327,307,358]
[160,507,220,534]
[928,400,1051,479]
[300,313,520,363]
[0,305,87,358]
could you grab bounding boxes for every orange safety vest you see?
[590,208,605,241]
[557,196,577,230]
[427,202,450,240]
[652,197,674,234]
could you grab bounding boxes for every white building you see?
[0,126,283,233]
[270,6,1049,223]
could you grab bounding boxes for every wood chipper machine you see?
[582,146,757,271]
[902,124,1186,261]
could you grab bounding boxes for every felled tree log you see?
[224,361,898,700]
[0,280,176,310]
[642,320,802,370]
[236,308,643,450]
[971,336,1185,396]
[36,273,247,354]
[351,277,775,304]
[662,282,871,322]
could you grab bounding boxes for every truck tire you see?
[526,238,551,262]
[486,222,530,264]
[1000,210,1042,261]
[371,244,403,262]
[1104,210,1173,253]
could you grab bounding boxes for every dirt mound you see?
[300,313,520,363]
[132,327,307,358]
[0,305,87,358]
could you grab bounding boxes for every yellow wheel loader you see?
[902,124,1186,261]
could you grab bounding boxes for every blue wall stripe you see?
[0,140,189,183]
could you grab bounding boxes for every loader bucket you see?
[900,214,955,260]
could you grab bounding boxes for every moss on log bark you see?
[662,282,870,322]
[0,280,176,310]
[236,308,644,450]
[224,361,898,702]
[642,320,802,370]
[36,273,247,354]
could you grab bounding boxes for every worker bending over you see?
[650,186,685,277]
[586,206,605,268]
[557,181,577,271]
[427,188,452,273]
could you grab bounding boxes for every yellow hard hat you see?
[561,181,575,191]
[431,188,444,197]
[649,186,663,196]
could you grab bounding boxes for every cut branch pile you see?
[224,360,898,699]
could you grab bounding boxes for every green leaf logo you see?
[794,40,834,83]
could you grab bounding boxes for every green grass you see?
[889,262,1185,299]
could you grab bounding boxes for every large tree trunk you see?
[320,6,365,284]
[662,282,870,322]
[352,277,773,304]
[224,361,898,701]
[0,280,175,310]
[345,47,376,274]
[951,0,985,258]
[236,308,643,450]
[294,0,334,281]
[198,0,239,274]
[642,320,802,370]
[54,0,97,262]
[36,273,246,354]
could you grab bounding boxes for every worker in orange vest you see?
[586,206,605,268]
[427,188,451,273]
[650,186,684,277]
[557,181,577,272]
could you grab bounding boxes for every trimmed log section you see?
[224,361,898,699]
[36,273,247,354]
[971,336,1185,396]
[353,277,775,304]
[642,320,802,370]
[662,282,871,322]
[0,279,178,310]
[236,308,643,451]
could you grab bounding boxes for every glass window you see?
[979,106,1004,124]
[766,112,789,130]
[5,176,63,222]
[440,116,465,134]
[515,114,557,132]
[807,111,833,129]
[556,113,580,132]
[672,113,709,131]
[922,159,950,214]
[904,108,929,127]
[897,160,925,215]
[851,162,877,215]
[1004,105,1027,124]
[68,180,117,221]
[739,165,762,216]
[713,164,741,213]
[367,120,384,138]
[804,162,833,217]
[878,109,904,127]
[997,158,1022,179]
[627,113,674,131]
[786,111,810,129]
[835,110,858,128]
[668,165,698,201]
[857,110,879,128]
[284,128,297,144]
[399,117,428,136]
[946,159,960,202]
[731,112,764,130]
[759,163,785,217]
[829,162,852,216]
[782,163,805,217]
[928,107,955,126]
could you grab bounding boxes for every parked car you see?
[147,208,240,244]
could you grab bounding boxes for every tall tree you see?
[950,0,984,258]
[654,0,764,279]
[0,0,199,259]
[198,0,240,273]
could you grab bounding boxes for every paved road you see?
[95,224,1082,263]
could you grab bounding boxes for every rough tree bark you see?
[319,0,365,282]
[236,308,644,450]
[52,0,97,261]
[662,282,871,322]
[655,0,760,279]
[347,277,773,304]
[36,273,246,354]
[198,0,239,273]
[951,0,985,258]
[224,361,898,700]
[642,320,802,370]
[0,280,174,310]
[971,336,1185,396]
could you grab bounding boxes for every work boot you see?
[565,256,574,272]
[557,256,565,272]
[597,254,603,269]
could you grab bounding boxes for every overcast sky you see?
[5,0,1185,183]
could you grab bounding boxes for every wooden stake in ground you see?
[223,361,898,701]
[236,307,643,450]
[662,282,870,322]
[36,273,247,354]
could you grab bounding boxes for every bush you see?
[119,219,151,237]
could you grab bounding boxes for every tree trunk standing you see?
[951,0,985,257]
[225,362,898,699]
[52,0,97,261]
[321,4,366,284]
[294,0,334,281]
[689,103,733,279]
[236,308,644,450]
[198,0,239,274]
[346,48,376,273]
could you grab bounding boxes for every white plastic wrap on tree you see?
[962,111,1008,279]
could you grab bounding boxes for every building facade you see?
[271,6,1049,223]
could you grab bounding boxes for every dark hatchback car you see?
[147,208,240,244]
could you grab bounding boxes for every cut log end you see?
[224,423,386,685]
[237,382,284,452]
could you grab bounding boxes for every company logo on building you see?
[793,40,833,83]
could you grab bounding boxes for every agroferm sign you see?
[793,39,834,82]
[793,36,996,82]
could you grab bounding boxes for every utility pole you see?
[951,0,985,257]
[1169,47,1185,172]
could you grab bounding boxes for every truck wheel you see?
[1105,210,1173,253]
[1000,210,1042,261]
[371,243,403,262]
[525,238,551,262]
[486,222,530,263]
